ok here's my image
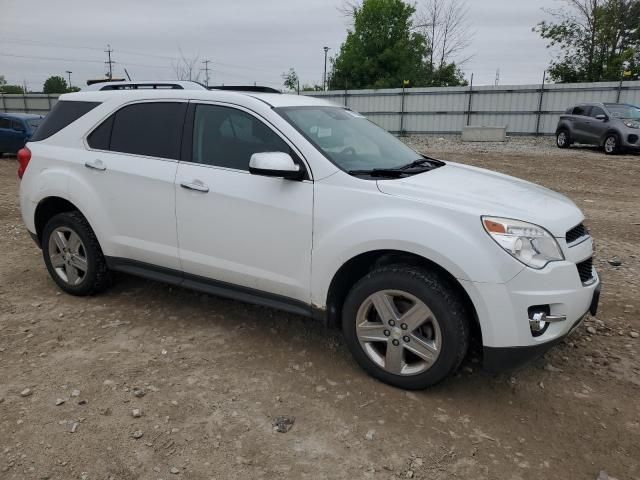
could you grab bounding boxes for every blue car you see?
[0,113,44,156]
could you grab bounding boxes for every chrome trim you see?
[566,234,590,248]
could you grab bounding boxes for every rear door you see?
[175,102,313,304]
[80,101,187,269]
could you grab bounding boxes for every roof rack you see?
[83,81,207,91]
[208,85,281,94]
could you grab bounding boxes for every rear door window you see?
[0,118,11,129]
[108,102,186,160]
[31,101,100,141]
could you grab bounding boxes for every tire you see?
[603,133,620,155]
[342,265,469,390]
[556,129,571,149]
[42,211,111,296]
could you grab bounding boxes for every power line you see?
[201,59,212,87]
[105,44,114,80]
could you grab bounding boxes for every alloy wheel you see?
[355,290,442,376]
[47,227,88,286]
[604,135,616,154]
[557,132,567,147]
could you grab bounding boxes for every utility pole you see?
[66,70,72,89]
[323,46,330,91]
[201,60,212,87]
[105,44,114,81]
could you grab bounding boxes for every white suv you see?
[18,89,600,389]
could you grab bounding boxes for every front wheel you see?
[42,211,111,296]
[603,133,620,155]
[342,265,469,390]
[556,130,571,149]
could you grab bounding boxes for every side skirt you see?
[105,257,314,318]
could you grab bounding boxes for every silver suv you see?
[556,103,640,154]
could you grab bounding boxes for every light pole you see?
[66,70,72,89]
[323,46,330,91]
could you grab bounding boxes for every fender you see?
[310,206,525,309]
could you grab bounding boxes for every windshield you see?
[276,107,424,172]
[27,118,42,130]
[606,104,640,120]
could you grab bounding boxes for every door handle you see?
[180,181,209,193]
[85,160,107,171]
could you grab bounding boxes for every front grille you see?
[566,223,588,244]
[577,257,594,284]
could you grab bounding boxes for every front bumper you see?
[459,249,601,372]
[483,283,600,372]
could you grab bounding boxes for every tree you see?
[0,75,25,94]
[282,68,300,92]
[534,0,640,82]
[43,76,68,94]
[172,48,202,82]
[332,0,468,89]
[331,0,432,89]
[415,0,472,85]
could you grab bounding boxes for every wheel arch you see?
[323,249,482,344]
[34,196,85,245]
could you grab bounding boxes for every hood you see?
[376,162,583,237]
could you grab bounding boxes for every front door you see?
[583,105,608,144]
[175,103,313,304]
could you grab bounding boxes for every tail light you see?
[17,147,32,179]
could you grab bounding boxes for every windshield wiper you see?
[394,157,445,170]
[348,157,445,178]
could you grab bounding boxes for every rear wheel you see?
[603,133,620,155]
[556,130,571,149]
[342,265,469,390]
[42,211,111,295]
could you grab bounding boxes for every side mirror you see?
[249,152,303,180]
[595,114,608,121]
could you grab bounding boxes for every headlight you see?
[482,216,564,269]
[623,120,640,129]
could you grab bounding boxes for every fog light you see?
[528,306,567,337]
[530,312,548,333]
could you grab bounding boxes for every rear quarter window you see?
[30,101,100,141]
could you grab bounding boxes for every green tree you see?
[331,0,432,89]
[0,75,25,94]
[282,68,300,92]
[534,0,640,82]
[43,75,69,94]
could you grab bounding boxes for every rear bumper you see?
[483,283,600,373]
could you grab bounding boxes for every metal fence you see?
[2,80,640,136]
[0,94,60,116]
[307,80,640,135]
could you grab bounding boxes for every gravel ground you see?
[1,138,639,480]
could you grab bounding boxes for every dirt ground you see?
[1,138,639,480]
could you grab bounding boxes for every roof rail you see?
[83,81,206,91]
[209,85,281,94]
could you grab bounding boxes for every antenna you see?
[494,68,500,86]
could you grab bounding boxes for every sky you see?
[0,0,561,92]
